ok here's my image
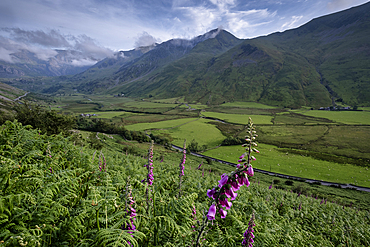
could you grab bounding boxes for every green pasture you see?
[203,144,370,187]
[255,125,328,144]
[152,96,185,103]
[359,107,370,111]
[255,125,370,163]
[125,118,198,131]
[188,104,208,109]
[303,110,370,125]
[150,118,225,147]
[220,101,278,109]
[201,112,273,125]
[62,103,99,112]
[273,112,334,125]
[119,101,179,109]
[121,113,186,125]
[84,111,127,119]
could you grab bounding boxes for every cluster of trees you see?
[221,136,245,146]
[187,139,207,153]
[12,102,76,135]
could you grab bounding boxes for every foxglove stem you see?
[178,139,186,198]
[147,140,154,186]
[123,177,136,245]
[146,141,154,211]
[205,118,258,220]
[195,213,209,247]
[242,212,256,246]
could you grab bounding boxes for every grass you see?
[125,118,198,131]
[273,112,334,125]
[118,101,179,109]
[256,124,370,164]
[203,143,370,187]
[84,111,128,119]
[220,101,279,109]
[152,96,186,103]
[80,128,370,210]
[120,114,186,125]
[47,93,370,188]
[150,118,225,147]
[201,112,273,125]
[303,110,370,125]
[256,125,329,144]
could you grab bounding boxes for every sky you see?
[0,0,369,65]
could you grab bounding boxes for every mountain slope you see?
[6,2,370,107]
[72,29,242,93]
[88,2,369,107]
[0,82,25,111]
[259,1,370,105]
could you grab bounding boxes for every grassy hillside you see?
[0,82,25,112]
[1,120,369,246]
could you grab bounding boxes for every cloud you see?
[3,28,70,48]
[225,9,276,34]
[134,32,161,48]
[281,15,303,30]
[0,28,113,64]
[70,58,98,67]
[0,47,14,63]
[73,35,113,59]
[326,0,365,12]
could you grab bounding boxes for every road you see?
[14,92,29,101]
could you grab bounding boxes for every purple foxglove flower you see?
[239,154,245,159]
[247,166,254,177]
[219,198,232,209]
[237,164,241,168]
[206,204,216,220]
[238,174,246,186]
[269,184,272,189]
[231,180,240,191]
[218,174,228,188]
[219,208,227,218]
[207,188,216,199]
[225,188,237,200]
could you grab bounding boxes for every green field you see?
[118,101,179,108]
[46,94,370,188]
[203,144,370,187]
[303,110,370,125]
[152,96,185,103]
[82,111,127,118]
[150,118,225,147]
[125,117,198,131]
[220,101,278,109]
[201,112,274,125]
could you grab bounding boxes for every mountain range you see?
[2,2,370,108]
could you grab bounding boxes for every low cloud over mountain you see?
[0,28,113,66]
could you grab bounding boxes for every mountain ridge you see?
[2,2,370,107]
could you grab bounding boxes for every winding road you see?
[14,92,29,101]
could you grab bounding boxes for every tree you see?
[14,101,76,135]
